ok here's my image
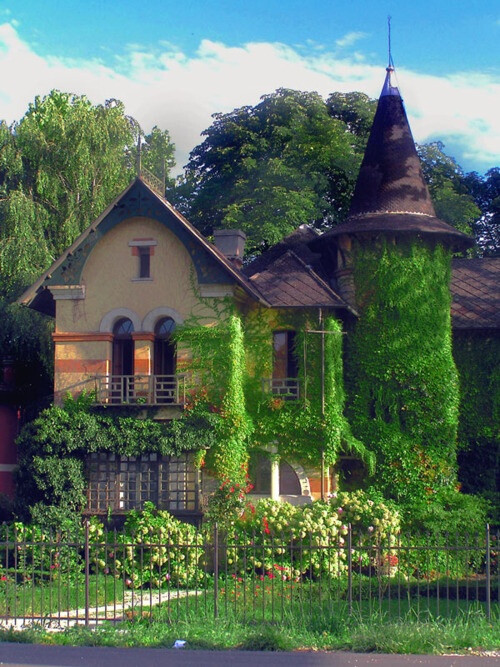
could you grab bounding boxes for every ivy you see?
[453,331,500,520]
[347,238,460,505]
[15,400,199,516]
[176,314,252,483]
[246,311,374,470]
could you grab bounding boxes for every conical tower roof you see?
[317,66,474,250]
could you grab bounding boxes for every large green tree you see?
[0,91,176,299]
[417,142,481,240]
[172,89,493,255]
[171,89,361,252]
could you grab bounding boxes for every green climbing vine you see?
[347,238,460,505]
[175,314,253,483]
[244,307,374,470]
[453,331,500,519]
[15,393,200,517]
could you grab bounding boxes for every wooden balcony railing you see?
[94,374,186,406]
[262,378,300,400]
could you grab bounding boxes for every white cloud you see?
[0,22,498,174]
[335,31,368,49]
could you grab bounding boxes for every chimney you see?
[213,229,246,268]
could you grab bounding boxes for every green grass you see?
[0,610,498,654]
[0,575,125,616]
[1,576,498,654]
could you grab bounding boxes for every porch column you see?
[132,333,154,375]
[270,456,280,500]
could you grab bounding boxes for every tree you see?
[170,89,360,251]
[463,168,500,256]
[0,91,176,298]
[0,91,176,420]
[326,91,377,147]
[417,142,481,241]
[139,126,176,192]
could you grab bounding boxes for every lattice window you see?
[87,453,199,514]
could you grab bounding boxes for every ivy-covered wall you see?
[346,237,460,505]
[453,331,500,518]
[243,307,373,470]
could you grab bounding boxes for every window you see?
[128,239,157,280]
[112,318,134,376]
[87,452,199,514]
[138,246,150,278]
[270,331,299,398]
[154,317,176,376]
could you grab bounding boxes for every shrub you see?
[225,492,400,579]
[91,503,204,589]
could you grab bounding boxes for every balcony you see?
[94,374,186,406]
[262,378,300,400]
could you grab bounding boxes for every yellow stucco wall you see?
[53,216,233,395]
[56,217,224,333]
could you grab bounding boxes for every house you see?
[16,66,499,518]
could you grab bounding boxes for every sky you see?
[0,0,499,175]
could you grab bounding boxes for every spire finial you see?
[387,15,394,71]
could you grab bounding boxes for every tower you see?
[312,65,474,503]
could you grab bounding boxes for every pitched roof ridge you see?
[139,177,266,301]
[280,249,353,311]
[349,210,436,218]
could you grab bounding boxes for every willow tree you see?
[0,91,176,298]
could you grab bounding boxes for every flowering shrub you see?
[225,492,400,579]
[3,519,85,582]
[205,471,254,525]
[91,503,204,589]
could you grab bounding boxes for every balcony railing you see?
[94,374,186,406]
[262,377,300,400]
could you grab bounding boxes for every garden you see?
[1,494,497,634]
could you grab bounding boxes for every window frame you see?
[87,452,200,515]
[128,239,157,282]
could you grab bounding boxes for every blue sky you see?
[1,1,499,174]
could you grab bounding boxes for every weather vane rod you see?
[387,15,394,69]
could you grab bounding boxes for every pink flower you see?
[337,507,343,514]
[368,526,374,532]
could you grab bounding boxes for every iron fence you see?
[0,523,497,629]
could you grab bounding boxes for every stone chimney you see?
[213,229,246,268]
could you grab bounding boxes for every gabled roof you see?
[247,249,348,309]
[315,67,474,251]
[18,177,268,315]
[243,225,322,277]
[450,257,500,329]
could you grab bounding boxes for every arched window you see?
[248,451,302,496]
[154,317,176,376]
[112,317,134,376]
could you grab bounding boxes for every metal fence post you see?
[213,522,219,619]
[347,523,352,616]
[84,520,90,627]
[485,524,491,622]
